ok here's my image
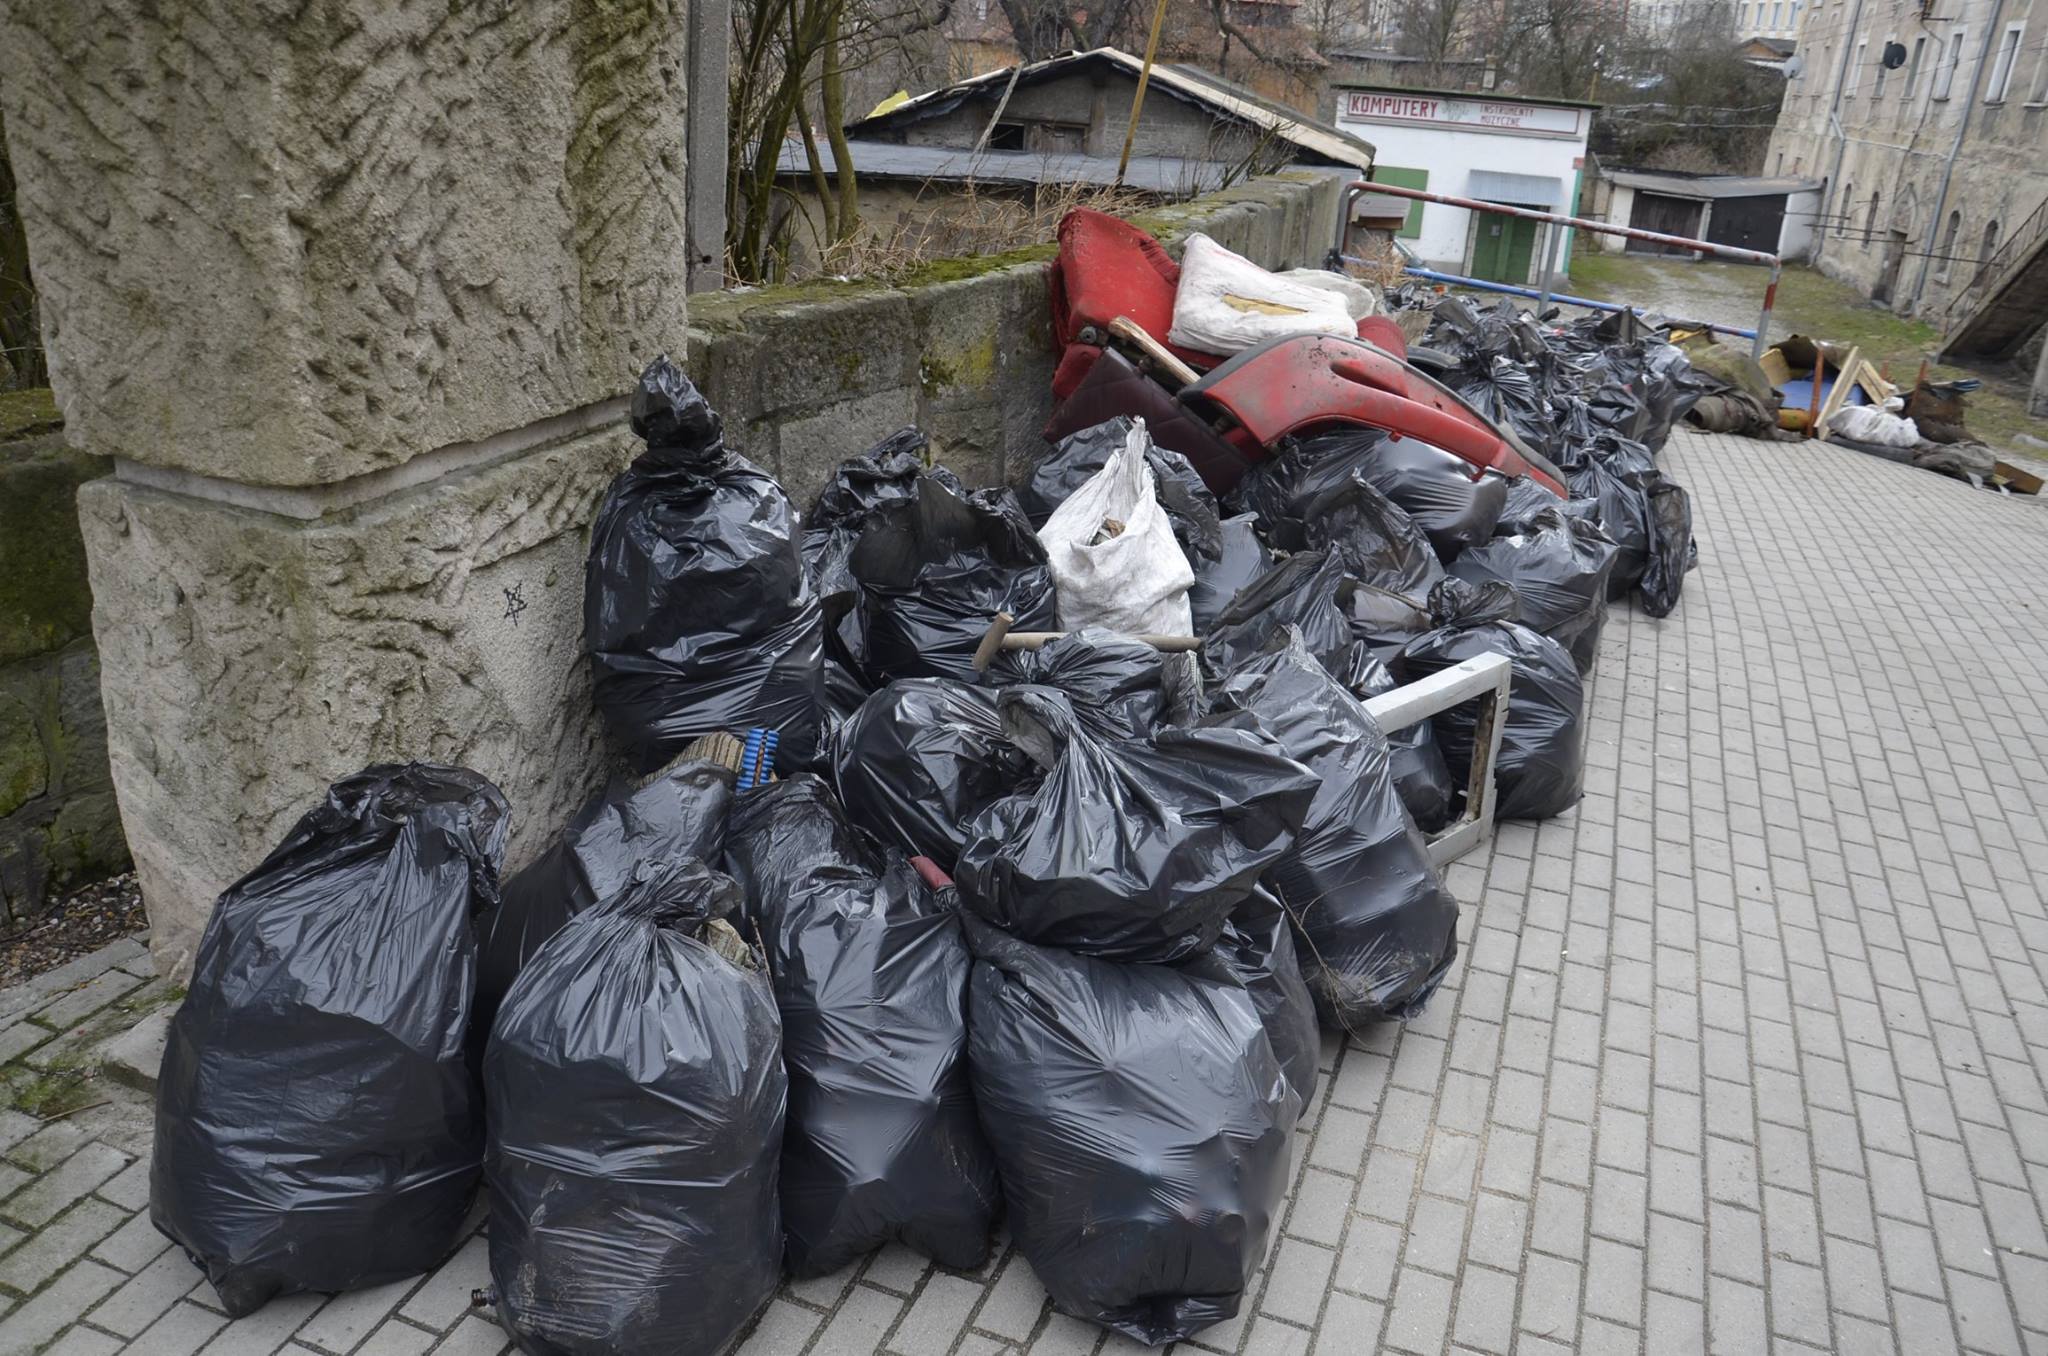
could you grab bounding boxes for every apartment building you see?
[1764,0,2048,324]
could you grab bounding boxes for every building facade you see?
[1741,0,1809,44]
[1765,0,2048,321]
[1333,86,1597,285]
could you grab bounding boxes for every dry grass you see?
[781,178,1157,284]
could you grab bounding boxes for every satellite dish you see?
[1882,41,1908,68]
[1784,54,1805,77]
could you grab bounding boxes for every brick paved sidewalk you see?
[1,427,2045,1355]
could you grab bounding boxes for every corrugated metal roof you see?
[1607,170,1825,198]
[772,139,1286,195]
[846,48,1375,171]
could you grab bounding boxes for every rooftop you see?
[847,48,1376,171]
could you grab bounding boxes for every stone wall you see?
[689,168,1351,504]
[2,0,694,978]
[0,391,126,925]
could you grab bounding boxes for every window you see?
[1838,182,1853,239]
[1865,189,1881,244]
[1776,152,1786,173]
[1851,39,1869,95]
[2033,44,2048,103]
[1773,1,1786,27]
[1976,220,2002,279]
[1934,27,1966,99]
[988,122,1025,151]
[1905,36,1927,97]
[1987,23,2023,101]
[1874,37,1892,96]
[1936,209,1963,280]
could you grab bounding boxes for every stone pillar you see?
[0,1,693,976]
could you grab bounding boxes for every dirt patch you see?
[0,873,146,988]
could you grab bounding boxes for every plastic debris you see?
[723,777,1000,1277]
[485,857,784,1356]
[963,914,1296,1345]
[955,687,1318,964]
[154,764,509,1317]
[586,357,823,771]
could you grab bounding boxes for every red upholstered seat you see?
[1048,209,1223,399]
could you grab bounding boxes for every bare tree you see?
[0,103,45,390]
[727,0,950,284]
[993,0,1142,63]
[1394,0,1473,81]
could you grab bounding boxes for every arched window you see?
[1839,182,1853,238]
[1865,190,1881,244]
[1975,219,2002,280]
[1936,210,1963,280]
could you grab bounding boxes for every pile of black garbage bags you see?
[1415,294,1706,618]
[151,340,1700,1352]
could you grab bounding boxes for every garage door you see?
[1626,193,1704,255]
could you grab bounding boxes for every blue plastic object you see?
[739,729,779,790]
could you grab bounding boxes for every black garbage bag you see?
[1397,606,1585,821]
[154,764,509,1317]
[722,777,1000,1278]
[1555,431,1654,598]
[1212,630,1460,1027]
[963,915,1296,1345]
[847,473,1057,685]
[1189,514,1277,633]
[1212,888,1321,1113]
[586,357,823,772]
[474,752,734,1035]
[1354,651,1458,833]
[1449,508,1619,672]
[1627,463,1695,618]
[955,687,1318,964]
[1018,415,1224,564]
[485,857,784,1356]
[1496,475,1595,534]
[1446,353,1556,458]
[984,627,1168,739]
[830,678,1030,870]
[1300,472,1445,598]
[1230,428,1503,564]
[1206,550,1376,693]
[803,430,953,708]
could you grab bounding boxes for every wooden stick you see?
[970,611,1015,674]
[1108,315,1200,387]
[1000,631,1203,653]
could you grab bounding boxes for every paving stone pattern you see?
[1,429,2046,1354]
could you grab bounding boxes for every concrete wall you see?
[0,393,126,925]
[1765,0,2048,315]
[689,169,1351,508]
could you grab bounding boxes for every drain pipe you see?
[1906,0,2008,310]
[1816,0,1869,264]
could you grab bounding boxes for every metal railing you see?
[1336,180,1783,359]
[1940,195,2048,338]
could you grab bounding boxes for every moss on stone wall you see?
[1,410,109,666]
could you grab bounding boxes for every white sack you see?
[1831,404,1920,448]
[1168,233,1359,355]
[1279,268,1379,319]
[1038,418,1196,637]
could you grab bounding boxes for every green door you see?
[1470,210,1539,284]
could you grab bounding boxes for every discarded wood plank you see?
[1993,460,2045,495]
[1815,344,1861,439]
[1108,315,1200,387]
